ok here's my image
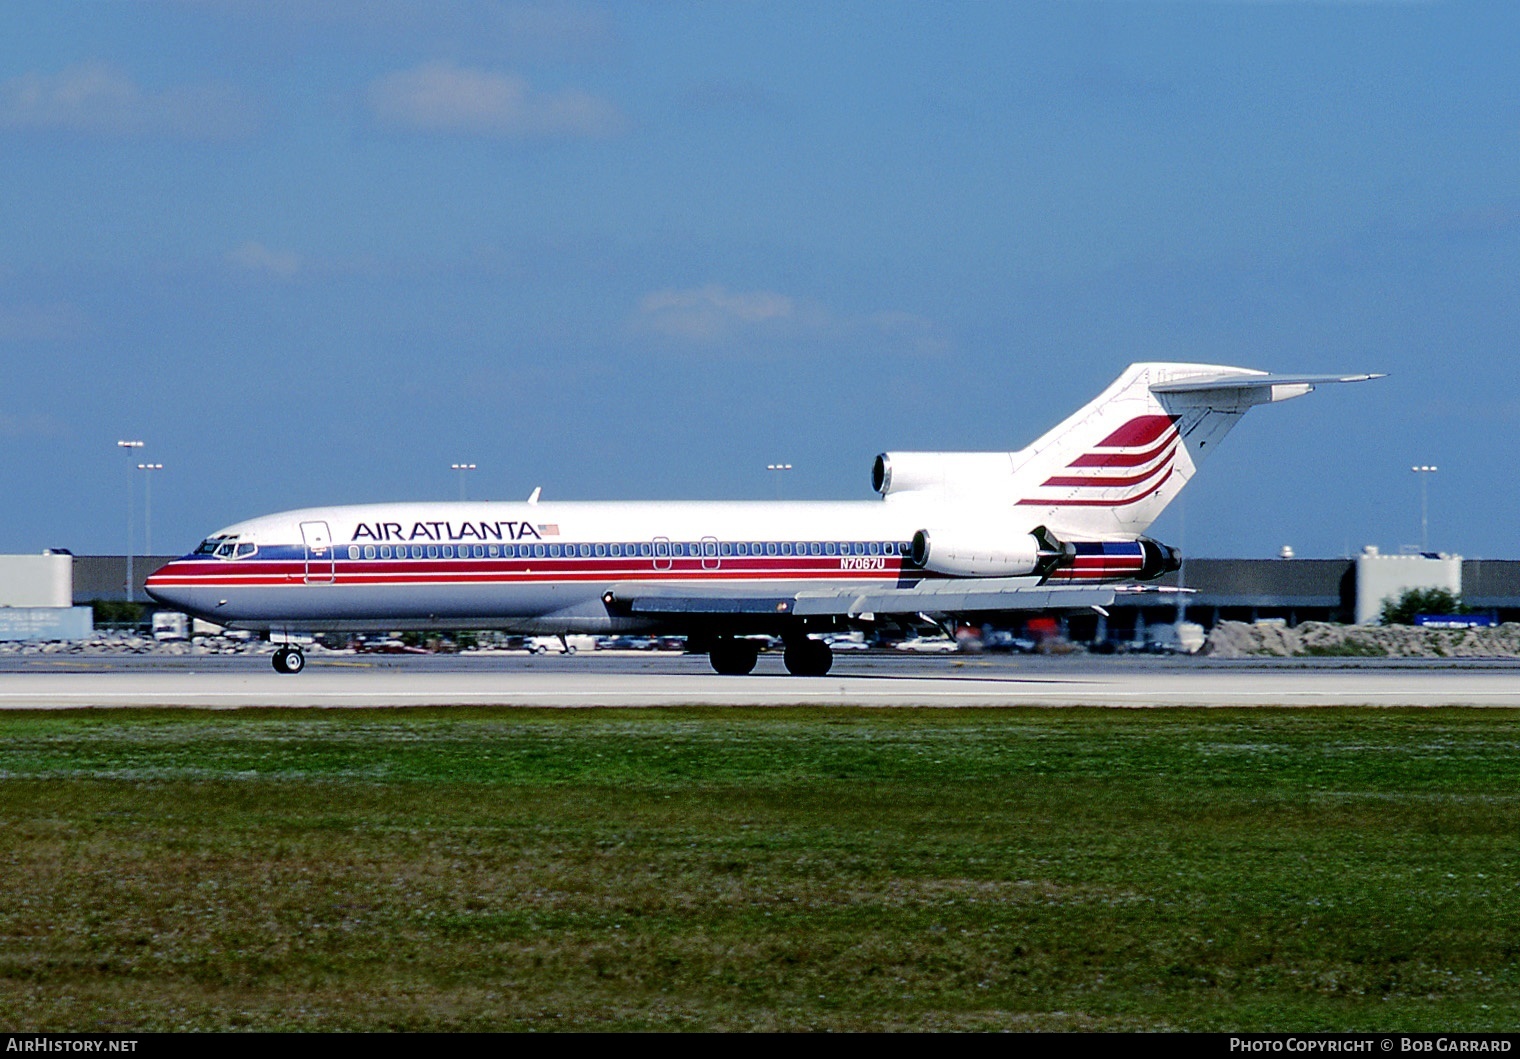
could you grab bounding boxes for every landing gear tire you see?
[272,646,305,675]
[709,639,759,676]
[783,638,833,677]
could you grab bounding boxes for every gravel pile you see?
[1203,621,1520,659]
[0,631,304,656]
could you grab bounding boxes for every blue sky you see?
[2,0,1517,559]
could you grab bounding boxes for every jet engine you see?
[872,451,1016,497]
[1036,537,1183,583]
[1136,538,1182,580]
[909,525,1074,578]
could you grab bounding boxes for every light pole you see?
[1412,465,1438,553]
[451,463,476,501]
[138,463,163,557]
[767,463,792,500]
[117,440,144,601]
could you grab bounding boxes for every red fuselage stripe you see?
[147,558,905,589]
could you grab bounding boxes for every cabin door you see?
[652,536,672,572]
[300,521,335,584]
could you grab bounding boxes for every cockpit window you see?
[202,535,250,560]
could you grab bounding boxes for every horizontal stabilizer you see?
[1151,372,1384,394]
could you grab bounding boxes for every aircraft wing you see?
[604,579,1118,619]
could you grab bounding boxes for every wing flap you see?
[621,593,799,616]
[793,582,1116,616]
[604,580,1117,618]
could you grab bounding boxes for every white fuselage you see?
[145,361,1371,641]
[143,496,1149,635]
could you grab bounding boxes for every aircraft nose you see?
[143,561,194,610]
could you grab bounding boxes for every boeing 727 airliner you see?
[145,362,1379,675]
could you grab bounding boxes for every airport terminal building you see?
[1067,551,1520,644]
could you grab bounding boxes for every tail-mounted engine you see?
[908,526,1181,584]
[908,524,1075,579]
[1136,538,1182,580]
[1039,537,1182,583]
[873,451,1017,498]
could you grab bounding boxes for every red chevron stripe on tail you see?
[1093,414,1176,448]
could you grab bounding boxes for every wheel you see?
[783,638,833,677]
[272,647,305,674]
[709,639,759,675]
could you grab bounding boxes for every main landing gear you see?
[708,638,759,675]
[272,646,306,674]
[783,637,833,677]
[706,636,834,676]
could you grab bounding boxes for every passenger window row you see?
[341,540,910,561]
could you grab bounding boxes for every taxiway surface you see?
[0,652,1517,709]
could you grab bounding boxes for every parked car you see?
[893,636,959,653]
[524,635,596,654]
[983,630,1038,654]
[354,638,427,654]
[597,635,658,651]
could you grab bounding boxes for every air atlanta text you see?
[351,521,544,543]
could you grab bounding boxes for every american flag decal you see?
[537,524,560,536]
[1018,414,1180,507]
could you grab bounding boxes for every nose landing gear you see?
[272,646,306,674]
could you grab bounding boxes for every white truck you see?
[151,611,188,641]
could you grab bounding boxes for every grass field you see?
[1,706,1517,1031]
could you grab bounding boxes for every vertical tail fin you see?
[876,363,1379,539]
[1006,363,1378,538]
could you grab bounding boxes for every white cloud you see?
[636,285,797,342]
[863,310,951,358]
[0,63,254,139]
[368,62,622,138]
[167,1,616,63]
[633,284,950,357]
[228,242,302,278]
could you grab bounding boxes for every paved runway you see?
[1,652,1518,708]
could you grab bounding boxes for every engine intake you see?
[872,451,1016,497]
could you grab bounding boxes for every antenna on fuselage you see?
[527,487,542,505]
